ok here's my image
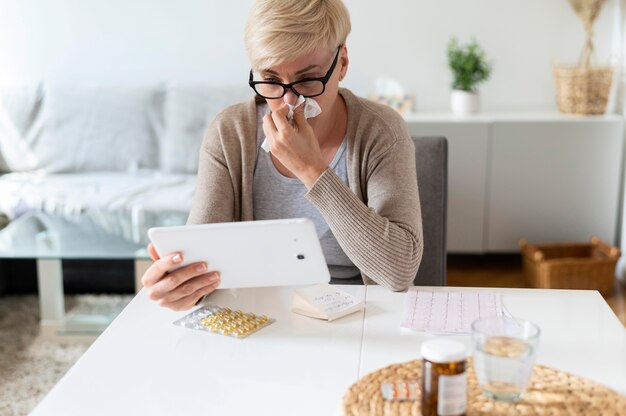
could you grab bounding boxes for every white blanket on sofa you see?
[0,170,195,243]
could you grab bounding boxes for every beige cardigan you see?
[188,88,423,291]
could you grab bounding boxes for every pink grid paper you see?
[401,289,504,334]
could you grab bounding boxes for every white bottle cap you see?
[420,339,467,363]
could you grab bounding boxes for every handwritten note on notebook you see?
[292,284,365,321]
[401,289,504,334]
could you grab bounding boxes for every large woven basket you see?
[343,357,626,415]
[552,65,613,115]
[519,237,620,295]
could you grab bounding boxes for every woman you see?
[142,0,423,311]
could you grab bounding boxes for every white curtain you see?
[609,0,626,114]
[613,0,626,281]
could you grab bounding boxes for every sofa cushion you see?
[0,85,44,172]
[32,84,164,173]
[162,84,251,173]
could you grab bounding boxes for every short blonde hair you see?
[245,0,351,71]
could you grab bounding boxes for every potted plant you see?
[447,37,492,115]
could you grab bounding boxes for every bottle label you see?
[437,372,467,415]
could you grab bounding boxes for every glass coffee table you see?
[0,212,156,339]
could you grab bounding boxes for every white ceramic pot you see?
[450,90,480,115]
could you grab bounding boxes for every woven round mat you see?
[343,358,626,416]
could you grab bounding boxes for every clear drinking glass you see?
[471,316,540,402]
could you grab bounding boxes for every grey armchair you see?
[329,136,448,288]
[412,136,448,287]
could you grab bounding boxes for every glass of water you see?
[471,316,540,402]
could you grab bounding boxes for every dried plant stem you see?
[568,0,606,68]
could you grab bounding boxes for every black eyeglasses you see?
[248,46,341,99]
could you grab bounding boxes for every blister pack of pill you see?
[380,381,420,401]
[173,304,275,338]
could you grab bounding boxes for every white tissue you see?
[288,95,306,120]
[260,138,271,152]
[261,96,322,152]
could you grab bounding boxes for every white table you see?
[32,286,626,415]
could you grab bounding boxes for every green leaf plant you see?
[447,37,492,92]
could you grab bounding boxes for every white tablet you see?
[147,218,330,289]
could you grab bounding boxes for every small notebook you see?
[292,283,365,322]
[401,288,505,334]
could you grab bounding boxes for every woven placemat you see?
[343,358,626,416]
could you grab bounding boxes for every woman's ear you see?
[339,44,349,81]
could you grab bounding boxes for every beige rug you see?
[0,294,131,415]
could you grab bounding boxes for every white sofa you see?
[0,83,252,244]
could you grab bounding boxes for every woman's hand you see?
[141,243,221,311]
[262,103,327,188]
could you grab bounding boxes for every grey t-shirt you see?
[252,104,360,279]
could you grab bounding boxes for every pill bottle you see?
[420,338,467,416]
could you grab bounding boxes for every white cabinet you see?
[405,113,624,253]
[488,120,623,251]
[406,120,489,252]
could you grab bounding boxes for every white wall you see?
[0,0,617,111]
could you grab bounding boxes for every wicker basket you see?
[519,237,620,295]
[552,65,613,115]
